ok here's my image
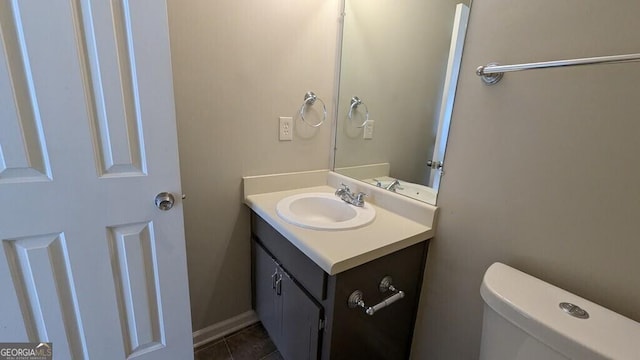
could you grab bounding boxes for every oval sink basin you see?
[276,192,376,230]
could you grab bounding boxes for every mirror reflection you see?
[333,0,471,204]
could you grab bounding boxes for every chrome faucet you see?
[335,183,367,207]
[384,179,402,192]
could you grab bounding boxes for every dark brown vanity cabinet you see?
[251,212,429,360]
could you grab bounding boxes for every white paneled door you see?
[0,1,193,359]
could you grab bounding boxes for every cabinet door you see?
[253,241,280,345]
[280,272,322,360]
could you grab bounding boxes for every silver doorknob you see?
[155,192,175,211]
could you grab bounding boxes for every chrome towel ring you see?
[348,96,369,128]
[299,91,326,127]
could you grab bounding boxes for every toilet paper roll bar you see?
[348,276,405,316]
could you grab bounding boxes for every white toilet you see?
[479,262,640,360]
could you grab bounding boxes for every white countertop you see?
[245,184,435,275]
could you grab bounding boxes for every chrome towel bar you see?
[476,52,640,85]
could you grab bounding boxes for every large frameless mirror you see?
[333,0,471,205]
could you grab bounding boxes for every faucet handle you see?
[335,183,350,196]
[354,192,368,206]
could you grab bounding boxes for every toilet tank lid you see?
[480,262,640,360]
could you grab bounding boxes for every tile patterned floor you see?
[194,322,283,360]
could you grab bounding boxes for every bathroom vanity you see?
[244,171,438,360]
[252,213,428,359]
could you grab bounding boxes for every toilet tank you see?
[479,262,640,360]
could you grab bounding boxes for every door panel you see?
[280,274,321,360]
[107,222,164,357]
[78,0,146,176]
[0,1,192,359]
[0,1,50,182]
[3,233,86,359]
[253,242,280,346]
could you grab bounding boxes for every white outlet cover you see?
[279,116,293,141]
[363,120,375,139]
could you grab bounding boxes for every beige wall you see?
[335,0,464,184]
[167,0,340,331]
[168,0,640,353]
[411,0,640,358]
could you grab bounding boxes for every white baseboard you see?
[192,310,259,348]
